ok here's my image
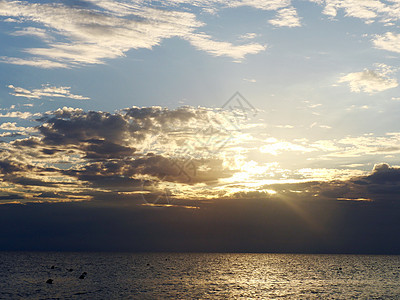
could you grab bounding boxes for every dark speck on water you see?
[1,253,400,299]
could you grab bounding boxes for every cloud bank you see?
[1,104,400,208]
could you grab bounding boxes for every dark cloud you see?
[0,159,26,174]
[0,194,24,201]
[59,155,231,194]
[12,137,41,148]
[39,111,129,146]
[365,163,400,184]
[33,192,62,198]
[35,106,207,160]
[122,106,202,123]
[260,163,400,204]
[41,148,61,155]
[82,140,135,159]
[3,174,58,187]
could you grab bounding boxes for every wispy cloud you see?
[0,0,267,67]
[187,33,266,60]
[8,84,90,100]
[243,78,257,83]
[0,56,68,69]
[228,0,291,10]
[11,26,52,41]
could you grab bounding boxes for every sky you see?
[1,0,400,253]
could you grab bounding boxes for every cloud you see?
[3,107,400,256]
[11,26,52,41]
[0,132,21,137]
[0,56,69,69]
[243,78,257,83]
[160,0,291,11]
[186,33,266,60]
[0,111,33,119]
[228,0,291,10]
[3,104,400,208]
[239,33,258,40]
[312,133,400,158]
[8,84,90,100]
[0,105,242,204]
[0,122,27,131]
[0,0,266,67]
[0,194,24,201]
[0,122,36,135]
[338,64,398,93]
[259,162,400,203]
[373,32,400,53]
[254,132,400,165]
[259,138,315,155]
[269,7,301,27]
[313,0,400,24]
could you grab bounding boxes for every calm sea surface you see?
[0,252,399,299]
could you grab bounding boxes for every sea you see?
[0,252,399,299]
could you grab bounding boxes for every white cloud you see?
[338,64,398,94]
[239,33,258,40]
[0,132,16,137]
[0,122,36,132]
[269,7,301,27]
[0,0,267,67]
[0,122,26,131]
[0,111,32,119]
[186,33,266,60]
[8,84,90,100]
[0,57,68,69]
[312,0,400,24]
[373,32,400,53]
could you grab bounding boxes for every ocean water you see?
[0,253,399,299]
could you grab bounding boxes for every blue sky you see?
[1,0,400,205]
